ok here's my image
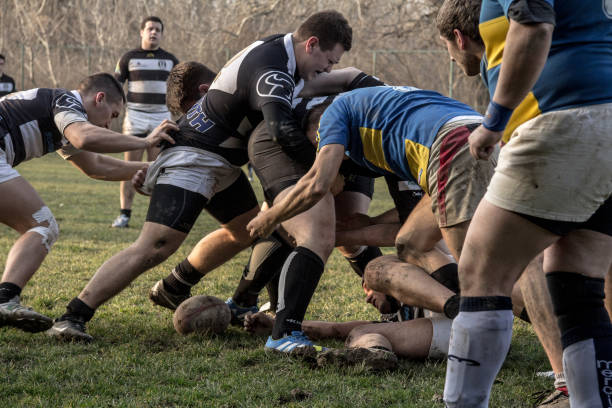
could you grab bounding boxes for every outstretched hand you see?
[144,119,178,148]
[468,125,502,160]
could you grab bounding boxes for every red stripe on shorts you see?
[437,126,471,226]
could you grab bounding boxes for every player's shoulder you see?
[246,34,290,68]
[156,48,178,60]
[1,73,15,82]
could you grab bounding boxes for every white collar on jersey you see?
[70,90,88,119]
[283,33,297,76]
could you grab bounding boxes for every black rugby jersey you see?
[0,74,16,97]
[0,88,87,166]
[115,48,178,113]
[163,33,305,166]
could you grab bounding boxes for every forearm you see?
[65,122,148,153]
[371,208,400,225]
[70,153,144,181]
[493,20,553,109]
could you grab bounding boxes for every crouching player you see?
[0,73,176,333]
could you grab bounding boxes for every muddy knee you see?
[346,328,393,352]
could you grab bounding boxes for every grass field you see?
[0,154,552,407]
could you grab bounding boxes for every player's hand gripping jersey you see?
[479,0,612,142]
[0,88,88,166]
[164,34,312,166]
[316,86,481,192]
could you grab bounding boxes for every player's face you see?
[301,41,345,81]
[87,95,123,129]
[364,286,394,314]
[141,21,163,50]
[440,35,481,77]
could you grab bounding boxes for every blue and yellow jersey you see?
[480,0,612,142]
[316,86,480,192]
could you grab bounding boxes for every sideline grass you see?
[0,154,552,407]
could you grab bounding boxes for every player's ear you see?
[453,29,467,50]
[306,36,319,53]
[198,83,210,96]
[95,92,105,105]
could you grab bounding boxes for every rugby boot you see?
[46,317,93,342]
[111,214,130,228]
[226,297,259,326]
[149,279,190,310]
[0,296,53,333]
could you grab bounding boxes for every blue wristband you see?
[482,101,513,132]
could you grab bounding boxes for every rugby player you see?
[0,73,176,333]
[48,10,354,341]
[436,1,612,407]
[247,85,495,352]
[111,16,178,228]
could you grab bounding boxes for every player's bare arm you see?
[470,20,553,160]
[63,119,177,153]
[246,144,345,238]
[298,67,362,97]
[67,151,148,181]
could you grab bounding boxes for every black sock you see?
[163,259,204,295]
[518,307,530,323]
[345,246,383,278]
[232,233,293,307]
[120,209,132,218]
[60,297,95,323]
[0,282,21,303]
[547,271,612,406]
[272,246,324,339]
[266,272,280,313]
[431,263,459,293]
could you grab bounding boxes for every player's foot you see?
[244,311,274,336]
[149,279,190,310]
[0,296,53,333]
[111,214,130,228]
[264,331,326,353]
[316,347,398,371]
[533,388,569,408]
[46,317,93,342]
[226,298,259,326]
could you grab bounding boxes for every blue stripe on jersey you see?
[316,86,480,189]
[480,0,612,139]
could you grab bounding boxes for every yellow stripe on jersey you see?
[404,140,430,193]
[503,91,541,143]
[479,16,509,70]
[359,127,393,173]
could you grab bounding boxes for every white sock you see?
[444,308,513,407]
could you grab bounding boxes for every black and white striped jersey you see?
[164,33,304,166]
[115,48,178,113]
[0,88,87,166]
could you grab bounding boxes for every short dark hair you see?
[166,61,217,115]
[436,0,483,46]
[78,73,126,104]
[303,101,332,132]
[296,10,352,52]
[141,16,164,32]
[0,54,5,62]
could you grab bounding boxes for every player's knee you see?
[346,329,393,352]
[363,256,388,289]
[27,206,59,252]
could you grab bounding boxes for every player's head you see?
[436,0,483,76]
[166,61,217,115]
[294,10,352,81]
[140,16,164,50]
[0,54,5,75]
[303,101,332,145]
[363,283,397,314]
[78,73,125,128]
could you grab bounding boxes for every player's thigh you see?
[0,176,48,233]
[439,220,470,261]
[544,230,612,279]
[334,176,373,216]
[395,195,441,253]
[276,187,335,258]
